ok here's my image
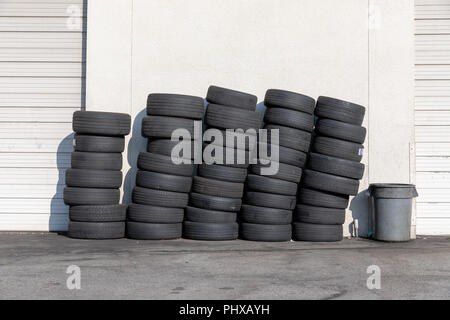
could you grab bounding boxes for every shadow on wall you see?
[349,189,371,238]
[50,133,74,232]
[123,109,147,205]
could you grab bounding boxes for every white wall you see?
[86,0,415,237]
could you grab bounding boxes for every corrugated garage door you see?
[0,0,86,231]
[415,0,450,234]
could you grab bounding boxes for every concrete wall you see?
[86,0,415,237]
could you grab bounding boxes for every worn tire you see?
[74,134,125,153]
[240,205,292,225]
[294,204,345,225]
[185,206,237,223]
[142,116,197,139]
[245,192,296,210]
[147,139,196,159]
[245,174,298,196]
[127,203,184,223]
[264,108,314,132]
[192,176,244,198]
[68,221,125,239]
[312,136,364,162]
[315,96,365,126]
[264,89,315,114]
[190,193,242,212]
[65,169,122,189]
[136,171,192,193]
[308,153,365,179]
[69,205,127,222]
[302,169,360,196]
[71,152,122,170]
[206,85,257,111]
[206,104,262,131]
[292,222,343,242]
[264,124,311,152]
[64,187,120,206]
[132,187,189,208]
[198,164,247,183]
[297,188,349,209]
[240,223,291,242]
[251,162,302,183]
[315,119,366,144]
[127,221,182,240]
[72,111,131,137]
[258,142,307,167]
[137,152,194,177]
[183,221,239,240]
[146,93,204,120]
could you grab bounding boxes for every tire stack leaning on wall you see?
[64,111,131,239]
[127,94,204,240]
[239,89,315,241]
[293,96,366,242]
[183,86,261,241]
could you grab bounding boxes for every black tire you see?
[189,193,242,212]
[292,222,343,242]
[315,119,366,144]
[258,143,307,167]
[132,187,189,208]
[127,203,184,223]
[146,93,204,120]
[183,221,239,240]
[297,188,349,209]
[147,139,196,159]
[198,164,247,183]
[69,205,127,222]
[72,111,131,137]
[71,152,122,170]
[74,134,125,153]
[65,169,122,189]
[137,152,194,177]
[245,192,296,210]
[240,205,292,224]
[202,143,252,168]
[136,171,192,193]
[251,162,302,183]
[264,108,314,132]
[264,89,315,114]
[205,104,262,131]
[302,169,360,196]
[185,206,237,223]
[64,187,120,206]
[264,124,311,152]
[208,129,258,151]
[308,153,365,180]
[245,174,298,196]
[294,204,345,225]
[127,221,182,240]
[312,136,364,162]
[316,96,365,126]
[68,221,125,239]
[142,116,197,139]
[206,85,257,111]
[240,223,291,242]
[192,176,244,198]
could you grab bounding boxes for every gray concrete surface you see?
[0,233,449,300]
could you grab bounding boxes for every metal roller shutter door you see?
[0,0,86,231]
[415,0,450,234]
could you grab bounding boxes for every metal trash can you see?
[369,184,418,242]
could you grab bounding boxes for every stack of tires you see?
[64,111,131,239]
[240,89,316,242]
[184,86,261,241]
[127,94,204,240]
[293,96,366,242]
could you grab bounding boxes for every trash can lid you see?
[369,183,418,199]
